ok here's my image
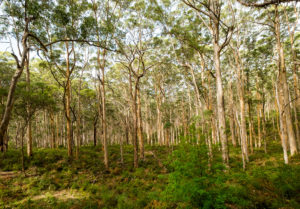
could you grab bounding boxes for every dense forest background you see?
[0,0,300,208]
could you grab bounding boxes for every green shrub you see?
[162,142,254,208]
[163,142,223,208]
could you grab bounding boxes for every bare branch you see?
[28,33,48,52]
[237,0,299,8]
[44,39,119,53]
[181,0,212,18]
[11,53,20,68]
[220,26,234,52]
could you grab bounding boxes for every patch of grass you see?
[0,142,300,208]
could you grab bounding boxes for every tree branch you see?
[11,53,20,68]
[220,26,234,52]
[44,39,119,52]
[237,0,299,8]
[28,33,48,52]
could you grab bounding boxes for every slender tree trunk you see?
[50,111,56,149]
[75,113,80,158]
[92,1,109,169]
[155,84,163,145]
[274,5,297,155]
[248,101,254,154]
[120,137,124,166]
[284,6,300,147]
[257,105,262,148]
[3,130,8,152]
[125,117,129,145]
[133,89,139,168]
[276,83,289,164]
[165,128,170,147]
[25,51,32,157]
[209,0,229,167]
[145,102,151,145]
[101,65,109,169]
[96,82,102,147]
[262,106,267,153]
[137,85,144,160]
[189,63,203,143]
[75,67,84,159]
[15,122,19,149]
[247,73,254,154]
[214,46,229,166]
[0,20,30,151]
[181,99,188,139]
[82,118,85,146]
[129,71,139,168]
[93,119,97,147]
[207,74,217,146]
[65,41,72,158]
[229,82,237,147]
[233,49,249,168]
[43,111,47,147]
[21,126,25,174]
[256,77,262,149]
[56,114,59,147]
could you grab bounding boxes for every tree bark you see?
[0,26,30,151]
[93,119,97,147]
[276,83,289,164]
[155,83,163,145]
[137,85,144,160]
[232,47,249,168]
[75,69,83,158]
[50,111,56,149]
[274,5,297,156]
[132,86,139,168]
[229,82,237,147]
[25,51,32,156]
[182,0,232,167]
[101,65,109,169]
[65,41,73,158]
[248,100,254,154]
[56,114,60,147]
[128,71,139,168]
[284,6,300,148]
[214,46,229,166]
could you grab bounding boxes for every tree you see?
[13,80,56,172]
[181,0,234,167]
[237,0,298,162]
[0,0,48,152]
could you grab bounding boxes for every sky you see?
[0,2,20,58]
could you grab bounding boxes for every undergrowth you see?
[0,142,299,209]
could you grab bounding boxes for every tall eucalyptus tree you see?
[180,0,234,167]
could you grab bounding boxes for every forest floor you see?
[0,142,300,209]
